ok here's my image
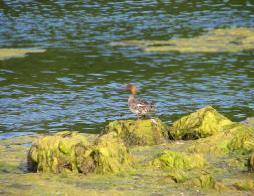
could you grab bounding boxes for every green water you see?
[0,1,254,137]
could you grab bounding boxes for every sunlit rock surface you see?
[103,119,168,146]
[111,28,254,53]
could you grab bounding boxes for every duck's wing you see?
[136,98,156,112]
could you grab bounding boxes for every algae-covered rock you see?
[186,175,217,189]
[188,123,254,156]
[243,117,254,128]
[27,131,89,173]
[247,154,254,172]
[103,119,168,146]
[0,48,46,60]
[169,106,232,140]
[234,179,254,191]
[111,27,254,53]
[151,150,207,170]
[227,124,254,154]
[167,170,189,183]
[88,133,133,174]
[27,131,132,174]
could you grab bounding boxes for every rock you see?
[188,123,254,156]
[103,119,168,146]
[169,106,233,140]
[150,150,207,170]
[89,132,133,174]
[234,179,254,191]
[242,117,254,128]
[27,131,132,174]
[247,154,254,172]
[186,174,227,190]
[187,175,216,189]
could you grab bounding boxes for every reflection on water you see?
[0,1,254,135]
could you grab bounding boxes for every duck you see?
[125,84,156,119]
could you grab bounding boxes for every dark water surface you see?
[0,1,254,137]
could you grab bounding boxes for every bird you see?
[125,84,156,120]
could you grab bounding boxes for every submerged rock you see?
[151,150,207,170]
[111,27,254,53]
[0,48,46,60]
[103,119,168,146]
[169,106,232,140]
[27,131,132,174]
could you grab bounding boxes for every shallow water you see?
[0,1,254,137]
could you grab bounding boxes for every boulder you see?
[169,106,233,140]
[103,119,168,146]
[27,131,132,174]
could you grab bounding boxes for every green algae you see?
[151,150,207,170]
[27,131,132,174]
[186,174,223,190]
[187,123,254,156]
[27,131,90,173]
[0,48,46,60]
[89,132,133,174]
[248,154,254,172]
[2,107,254,194]
[111,27,254,53]
[234,179,254,191]
[169,106,232,140]
[103,119,168,146]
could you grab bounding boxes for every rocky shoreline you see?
[0,106,253,195]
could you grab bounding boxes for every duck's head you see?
[126,84,137,95]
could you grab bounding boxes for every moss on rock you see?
[103,119,168,146]
[151,150,207,170]
[27,131,132,174]
[169,106,233,140]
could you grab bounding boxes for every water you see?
[0,1,254,137]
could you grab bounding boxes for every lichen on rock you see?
[27,131,132,174]
[169,106,232,140]
[103,119,168,146]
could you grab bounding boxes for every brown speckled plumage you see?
[126,84,156,118]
